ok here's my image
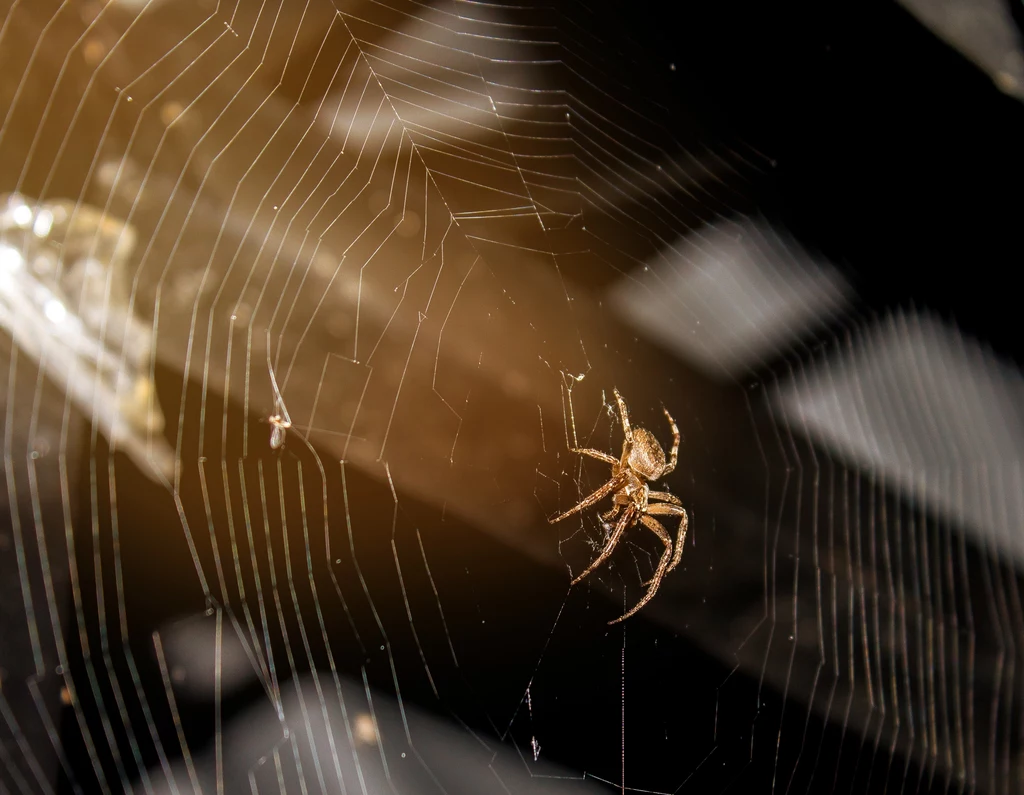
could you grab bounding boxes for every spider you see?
[550,388,689,624]
[265,330,292,450]
[267,412,291,450]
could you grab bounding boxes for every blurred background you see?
[1,0,1023,792]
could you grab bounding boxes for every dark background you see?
[638,0,1024,365]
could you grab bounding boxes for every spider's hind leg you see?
[608,514,673,624]
[638,516,674,589]
[647,502,688,572]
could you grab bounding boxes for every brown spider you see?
[550,388,689,623]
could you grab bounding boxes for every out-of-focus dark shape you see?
[0,337,81,795]
[159,612,261,700]
[144,667,602,794]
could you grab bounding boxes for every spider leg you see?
[572,447,618,465]
[647,490,682,506]
[600,503,622,523]
[646,502,688,572]
[639,515,674,587]
[659,406,680,476]
[548,474,626,524]
[571,506,634,585]
[613,388,633,443]
[608,514,673,624]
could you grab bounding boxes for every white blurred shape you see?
[43,298,67,325]
[0,193,173,481]
[159,613,259,699]
[0,243,21,279]
[779,311,1024,566]
[610,219,850,377]
[32,209,54,238]
[899,0,1024,102]
[10,202,32,227]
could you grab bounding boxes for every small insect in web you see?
[265,331,292,450]
[550,388,689,623]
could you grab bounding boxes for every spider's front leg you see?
[659,407,681,476]
[613,388,634,443]
[548,474,626,524]
[572,447,618,465]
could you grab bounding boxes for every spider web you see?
[1,1,1022,794]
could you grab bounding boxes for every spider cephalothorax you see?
[550,388,689,623]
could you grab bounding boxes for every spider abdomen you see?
[627,428,666,480]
